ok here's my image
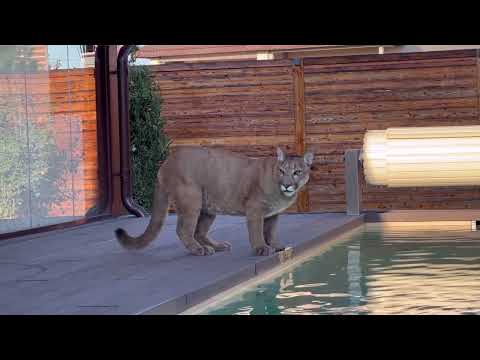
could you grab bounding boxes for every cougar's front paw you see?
[188,244,215,256]
[270,243,286,252]
[196,237,232,252]
[201,245,216,255]
[253,245,274,256]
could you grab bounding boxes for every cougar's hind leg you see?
[175,186,215,256]
[195,212,232,252]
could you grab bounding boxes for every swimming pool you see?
[196,222,480,315]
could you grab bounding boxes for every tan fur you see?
[115,146,314,256]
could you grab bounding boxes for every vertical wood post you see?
[345,149,362,216]
[108,45,128,216]
[477,49,480,122]
[292,58,309,212]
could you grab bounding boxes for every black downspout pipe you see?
[87,45,112,217]
[117,45,148,217]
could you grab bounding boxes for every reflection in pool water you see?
[203,223,480,315]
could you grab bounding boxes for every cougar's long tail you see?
[115,184,169,250]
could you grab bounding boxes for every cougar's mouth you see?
[280,185,296,197]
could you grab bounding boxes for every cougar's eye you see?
[294,170,303,176]
[279,168,285,175]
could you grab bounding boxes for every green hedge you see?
[129,65,170,213]
[0,103,73,220]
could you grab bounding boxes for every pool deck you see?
[0,213,363,315]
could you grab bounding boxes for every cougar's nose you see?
[281,184,295,192]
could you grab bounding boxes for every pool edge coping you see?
[136,214,365,315]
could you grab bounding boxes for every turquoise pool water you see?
[202,223,480,315]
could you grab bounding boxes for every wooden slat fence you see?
[151,49,480,212]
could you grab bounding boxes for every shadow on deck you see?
[0,213,363,315]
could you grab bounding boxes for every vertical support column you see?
[292,58,309,213]
[345,149,362,216]
[476,50,480,215]
[91,46,113,217]
[108,45,128,216]
[477,49,480,126]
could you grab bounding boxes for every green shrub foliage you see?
[129,65,170,213]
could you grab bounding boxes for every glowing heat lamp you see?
[362,125,480,187]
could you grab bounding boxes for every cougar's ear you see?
[304,152,314,166]
[276,147,285,162]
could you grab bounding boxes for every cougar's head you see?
[275,147,314,198]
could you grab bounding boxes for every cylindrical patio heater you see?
[362,125,480,187]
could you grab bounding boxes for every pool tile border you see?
[138,215,364,315]
[186,265,257,308]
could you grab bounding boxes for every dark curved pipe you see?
[117,45,148,217]
[89,45,112,217]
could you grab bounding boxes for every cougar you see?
[115,146,314,256]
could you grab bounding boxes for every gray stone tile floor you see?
[0,213,363,314]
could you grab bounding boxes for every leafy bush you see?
[129,65,170,213]
[0,103,73,221]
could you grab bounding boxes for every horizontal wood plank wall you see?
[149,49,480,213]
[150,60,299,212]
[303,49,480,211]
[0,69,98,219]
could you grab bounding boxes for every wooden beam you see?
[303,49,478,66]
[108,45,128,216]
[365,209,480,223]
[345,149,362,216]
[477,49,480,123]
[292,59,309,212]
